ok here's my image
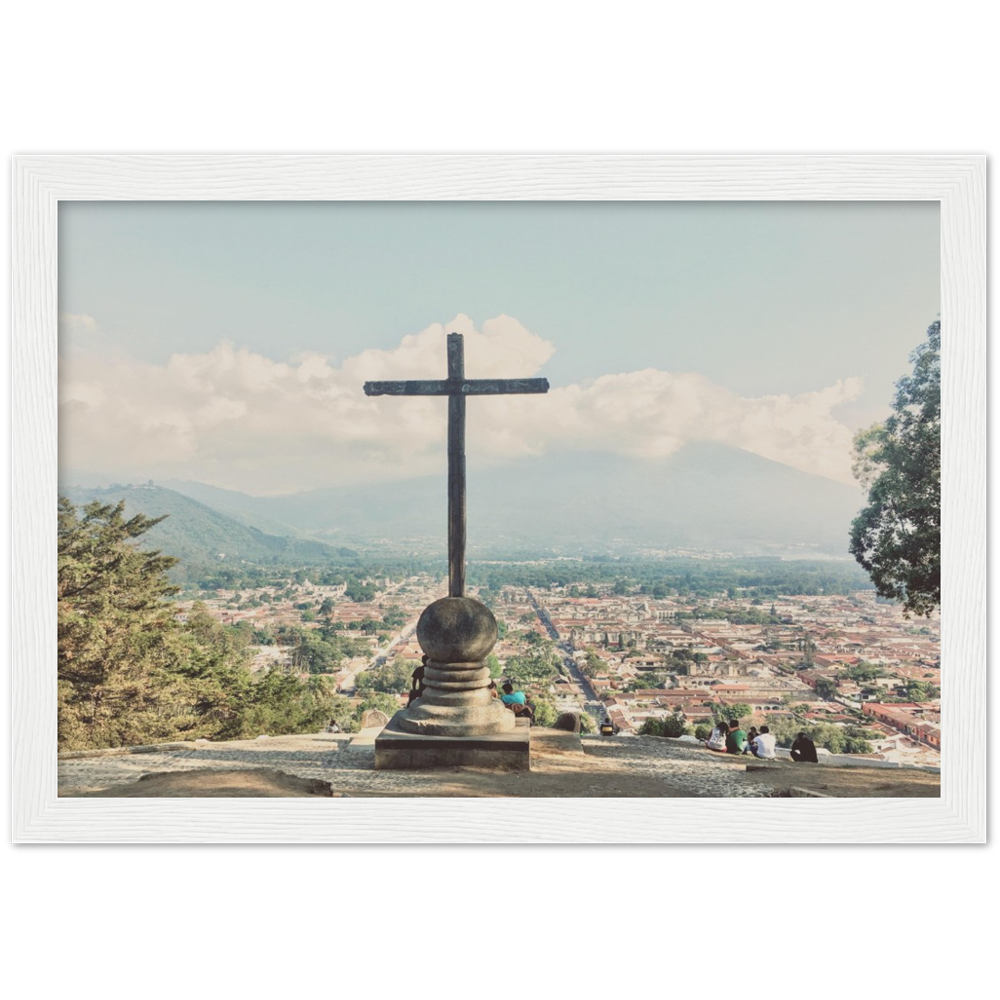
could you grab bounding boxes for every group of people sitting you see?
[705,719,819,762]
[706,719,777,758]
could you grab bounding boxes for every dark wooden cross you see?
[364,332,549,598]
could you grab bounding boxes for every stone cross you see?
[364,332,549,597]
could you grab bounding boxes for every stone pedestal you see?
[375,714,531,771]
[374,595,530,769]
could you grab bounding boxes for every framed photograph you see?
[12,155,987,845]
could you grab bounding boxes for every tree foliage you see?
[354,692,400,725]
[713,703,752,723]
[504,649,560,685]
[58,499,184,748]
[640,712,689,738]
[355,657,412,694]
[763,714,874,755]
[814,677,838,700]
[58,497,337,750]
[532,696,558,728]
[850,321,940,617]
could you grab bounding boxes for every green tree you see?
[814,677,838,700]
[905,679,939,702]
[381,607,406,629]
[354,670,377,694]
[640,712,689,738]
[365,658,411,694]
[57,498,340,749]
[800,634,816,666]
[505,650,559,685]
[714,703,752,722]
[355,692,400,726]
[325,694,356,733]
[58,498,183,748]
[532,697,557,727]
[850,321,940,617]
[581,649,604,679]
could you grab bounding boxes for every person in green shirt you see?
[725,718,747,754]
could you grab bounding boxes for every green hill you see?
[61,484,357,568]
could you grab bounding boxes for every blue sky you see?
[58,200,939,493]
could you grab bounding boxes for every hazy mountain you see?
[158,479,311,538]
[110,443,866,558]
[465,444,865,556]
[61,484,358,565]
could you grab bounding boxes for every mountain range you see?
[60,483,358,566]
[61,443,866,562]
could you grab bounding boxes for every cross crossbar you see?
[363,378,549,396]
[363,333,549,597]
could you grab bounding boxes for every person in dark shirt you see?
[407,655,428,707]
[743,726,759,755]
[791,731,819,763]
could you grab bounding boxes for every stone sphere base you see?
[399,595,513,736]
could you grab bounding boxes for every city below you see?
[180,570,941,768]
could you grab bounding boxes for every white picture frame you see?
[12,154,986,843]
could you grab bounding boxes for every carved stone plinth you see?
[396,596,514,737]
[375,595,531,769]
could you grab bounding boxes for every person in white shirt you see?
[705,720,729,752]
[750,725,777,759]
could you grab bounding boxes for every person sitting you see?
[725,718,747,755]
[500,681,534,723]
[750,725,777,760]
[600,714,617,736]
[325,718,340,734]
[500,681,526,707]
[791,731,819,763]
[705,720,729,752]
[407,655,428,707]
[742,726,759,756]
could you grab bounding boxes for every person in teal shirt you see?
[500,682,526,706]
[725,718,747,754]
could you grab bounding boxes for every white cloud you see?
[59,314,861,492]
[58,312,99,336]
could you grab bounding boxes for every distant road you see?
[371,620,419,668]
[527,590,600,709]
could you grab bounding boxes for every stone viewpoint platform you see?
[58,729,941,799]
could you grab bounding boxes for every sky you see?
[58,200,940,494]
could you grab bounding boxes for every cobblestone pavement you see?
[578,737,774,797]
[57,731,775,798]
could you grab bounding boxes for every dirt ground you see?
[65,730,940,799]
[79,768,337,797]
[738,760,940,797]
